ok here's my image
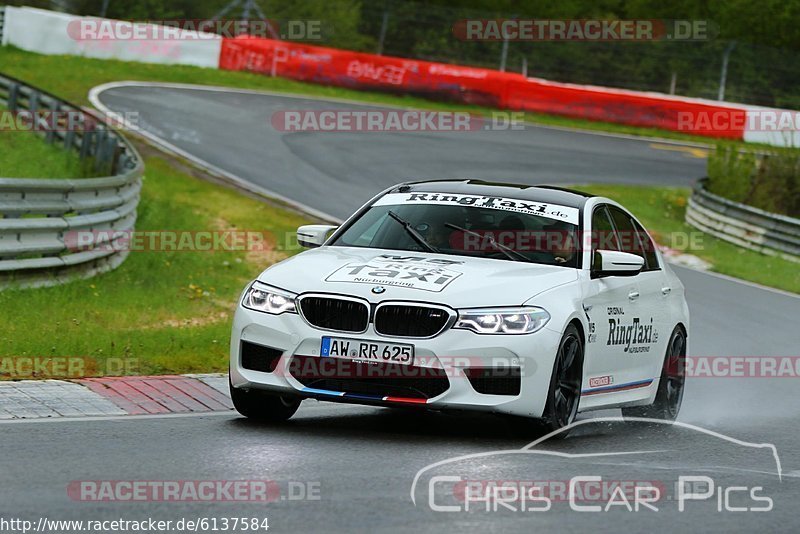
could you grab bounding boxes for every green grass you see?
[708,143,799,218]
[0,45,735,146]
[579,184,800,293]
[0,106,84,179]
[0,153,310,376]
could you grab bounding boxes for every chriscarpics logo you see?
[607,317,659,353]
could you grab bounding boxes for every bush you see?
[707,144,800,217]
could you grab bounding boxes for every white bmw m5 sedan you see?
[229,180,689,432]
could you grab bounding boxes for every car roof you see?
[391,179,595,209]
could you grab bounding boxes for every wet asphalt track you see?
[2,85,798,533]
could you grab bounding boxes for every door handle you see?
[661,286,672,295]
[628,291,640,301]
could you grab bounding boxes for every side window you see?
[591,206,619,255]
[631,219,660,270]
[608,206,638,257]
[608,206,660,271]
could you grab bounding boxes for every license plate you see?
[321,336,414,366]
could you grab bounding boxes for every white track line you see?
[0,410,235,425]
[0,399,365,425]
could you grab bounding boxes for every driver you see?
[542,220,577,265]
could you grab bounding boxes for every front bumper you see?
[229,305,562,418]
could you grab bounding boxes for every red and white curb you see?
[0,374,231,420]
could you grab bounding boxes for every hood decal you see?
[325,254,463,292]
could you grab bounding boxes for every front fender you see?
[524,282,587,342]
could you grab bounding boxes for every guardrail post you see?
[80,130,95,160]
[7,82,18,111]
[63,127,75,152]
[94,129,109,171]
[110,139,123,175]
[101,136,117,175]
[45,101,58,144]
[28,90,39,114]
[0,6,6,46]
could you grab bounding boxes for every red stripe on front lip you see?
[384,396,428,405]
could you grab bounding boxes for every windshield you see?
[331,192,581,268]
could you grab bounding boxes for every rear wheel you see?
[229,380,302,422]
[533,324,583,435]
[622,326,686,422]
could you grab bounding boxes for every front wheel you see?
[229,380,302,422]
[533,324,584,435]
[622,326,686,422]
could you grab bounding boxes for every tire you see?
[532,323,584,436]
[622,326,686,422]
[229,380,302,422]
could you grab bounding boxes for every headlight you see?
[242,282,297,315]
[454,307,550,335]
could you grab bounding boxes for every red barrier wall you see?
[219,36,520,107]
[219,36,746,139]
[504,79,746,139]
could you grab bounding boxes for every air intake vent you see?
[464,367,522,396]
[241,341,283,373]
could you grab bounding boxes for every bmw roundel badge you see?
[372,286,386,295]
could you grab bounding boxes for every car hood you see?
[257,247,577,308]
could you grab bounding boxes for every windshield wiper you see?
[445,222,532,263]
[387,211,440,254]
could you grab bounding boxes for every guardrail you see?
[0,72,144,287]
[686,178,800,263]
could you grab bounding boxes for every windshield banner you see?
[373,193,580,225]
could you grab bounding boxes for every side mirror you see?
[297,225,338,249]
[592,250,644,278]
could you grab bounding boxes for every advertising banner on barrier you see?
[503,78,749,140]
[218,35,754,140]
[219,36,520,108]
